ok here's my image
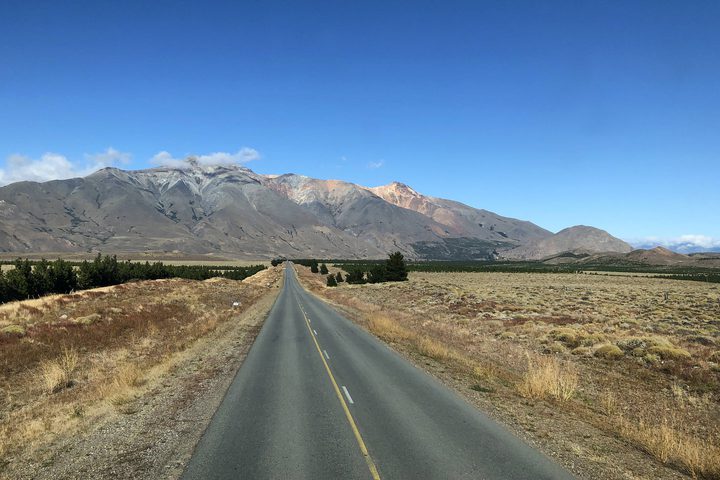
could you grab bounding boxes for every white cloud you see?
[367,160,384,169]
[150,151,187,168]
[85,147,131,169]
[0,147,131,185]
[151,147,261,168]
[676,234,719,249]
[629,235,720,253]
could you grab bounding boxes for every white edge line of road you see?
[342,385,354,405]
[323,349,330,359]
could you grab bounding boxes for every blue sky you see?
[1,1,718,249]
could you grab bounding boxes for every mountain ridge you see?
[0,163,631,260]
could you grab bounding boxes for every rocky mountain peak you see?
[0,163,631,260]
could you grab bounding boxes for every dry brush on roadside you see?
[0,267,282,471]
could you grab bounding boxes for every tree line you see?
[297,252,408,286]
[0,255,266,303]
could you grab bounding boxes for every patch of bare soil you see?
[296,265,719,480]
[0,266,283,480]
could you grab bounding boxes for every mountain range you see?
[0,161,633,260]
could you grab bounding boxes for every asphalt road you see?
[182,263,574,479]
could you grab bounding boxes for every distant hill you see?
[0,161,634,260]
[503,225,633,260]
[540,246,720,268]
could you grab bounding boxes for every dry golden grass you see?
[367,313,414,343]
[39,347,79,394]
[98,363,146,408]
[615,412,720,478]
[518,354,578,401]
[417,336,452,361]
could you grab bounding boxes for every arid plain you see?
[0,267,283,479]
[298,267,720,480]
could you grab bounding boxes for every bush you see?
[310,260,319,274]
[594,343,624,359]
[647,345,691,361]
[320,263,329,275]
[326,274,337,287]
[335,272,344,283]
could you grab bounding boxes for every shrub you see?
[335,271,344,283]
[580,332,606,347]
[617,337,648,352]
[594,343,624,359]
[1,324,26,337]
[647,345,691,361]
[320,263,329,275]
[310,260,319,274]
[326,274,337,287]
[548,328,579,347]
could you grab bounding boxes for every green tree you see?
[366,264,387,284]
[320,263,329,275]
[33,259,53,296]
[335,271,344,283]
[0,269,7,302]
[345,268,366,284]
[326,274,337,287]
[49,259,77,293]
[385,251,408,282]
[310,259,319,274]
[4,259,32,300]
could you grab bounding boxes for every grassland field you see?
[0,266,283,479]
[298,266,720,480]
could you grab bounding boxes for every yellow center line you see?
[297,299,381,480]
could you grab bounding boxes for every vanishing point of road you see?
[182,263,574,479]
